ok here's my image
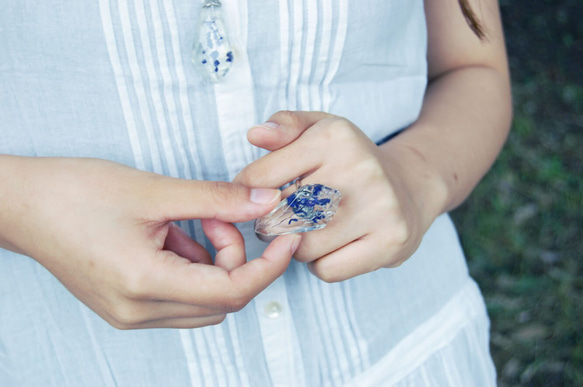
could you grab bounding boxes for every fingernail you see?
[261,121,279,129]
[250,188,280,204]
[290,235,301,255]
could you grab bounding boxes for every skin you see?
[235,0,512,282]
[0,0,511,329]
[0,156,301,329]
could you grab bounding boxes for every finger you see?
[248,111,335,151]
[234,131,323,189]
[143,300,224,319]
[284,170,375,262]
[201,219,246,271]
[148,179,281,223]
[123,314,227,330]
[164,223,212,264]
[291,205,363,263]
[307,236,389,283]
[105,299,225,329]
[225,234,300,303]
[237,115,361,189]
[145,235,300,308]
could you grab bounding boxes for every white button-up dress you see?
[0,0,496,385]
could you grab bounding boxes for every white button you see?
[264,301,283,318]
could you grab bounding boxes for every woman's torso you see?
[0,1,494,385]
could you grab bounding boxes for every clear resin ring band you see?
[254,184,342,242]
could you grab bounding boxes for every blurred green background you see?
[450,0,583,385]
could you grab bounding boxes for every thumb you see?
[247,111,335,151]
[147,179,281,223]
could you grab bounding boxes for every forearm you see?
[379,64,512,220]
[0,154,32,254]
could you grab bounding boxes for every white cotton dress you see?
[0,1,496,385]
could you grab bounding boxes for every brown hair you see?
[458,0,485,39]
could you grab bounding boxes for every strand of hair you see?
[459,0,486,39]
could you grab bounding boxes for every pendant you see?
[255,184,342,242]
[191,0,234,83]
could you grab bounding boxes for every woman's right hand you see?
[0,156,300,329]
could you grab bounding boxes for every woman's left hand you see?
[235,111,446,282]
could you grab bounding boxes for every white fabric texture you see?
[0,0,496,385]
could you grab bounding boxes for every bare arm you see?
[381,0,512,221]
[235,0,512,281]
[0,155,299,328]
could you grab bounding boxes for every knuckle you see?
[391,219,412,246]
[223,292,250,312]
[321,117,355,141]
[122,271,150,299]
[237,164,269,188]
[235,167,253,186]
[293,243,315,263]
[109,320,134,330]
[310,263,342,283]
[316,270,343,284]
[209,181,241,205]
[109,303,142,328]
[362,157,387,181]
[384,256,406,269]
[210,314,227,326]
[107,319,127,330]
[271,110,303,128]
[293,253,313,263]
[351,157,388,187]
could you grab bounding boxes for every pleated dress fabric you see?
[0,1,496,386]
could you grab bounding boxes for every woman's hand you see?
[0,156,300,329]
[235,111,447,283]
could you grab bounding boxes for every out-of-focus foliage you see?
[451,1,583,385]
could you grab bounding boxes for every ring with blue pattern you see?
[255,184,342,242]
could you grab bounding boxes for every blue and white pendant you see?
[191,0,234,83]
[255,184,342,242]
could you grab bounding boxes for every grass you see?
[450,2,583,385]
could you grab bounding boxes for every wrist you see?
[378,133,450,229]
[0,155,34,254]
